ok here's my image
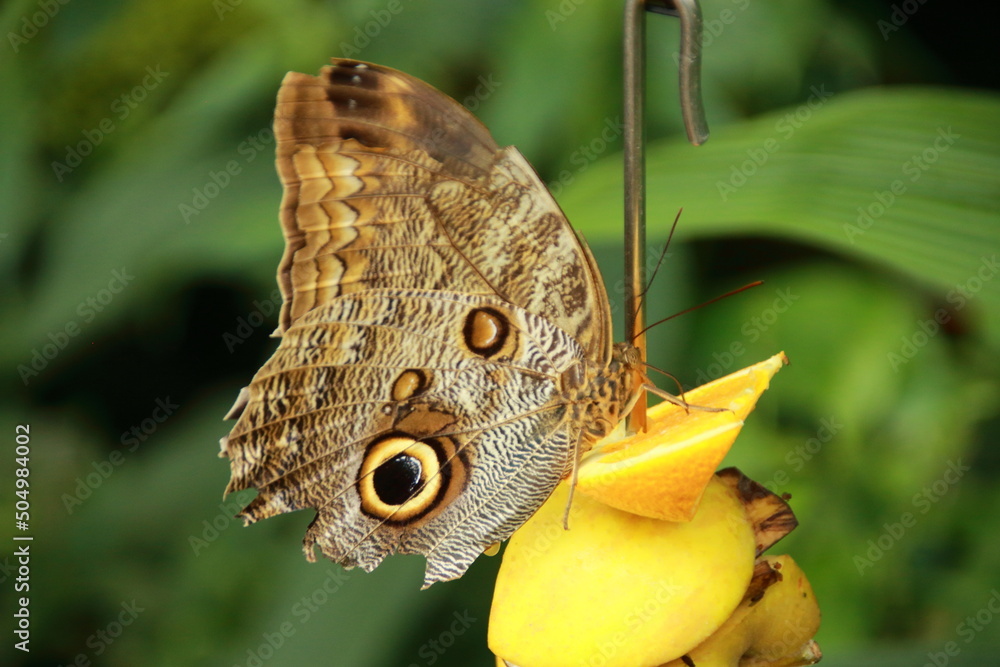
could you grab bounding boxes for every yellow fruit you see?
[578,353,787,521]
[489,476,757,667]
[660,555,821,667]
[715,468,798,557]
[741,556,821,667]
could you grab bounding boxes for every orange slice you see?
[577,352,787,521]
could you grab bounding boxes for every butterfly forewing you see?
[273,60,610,359]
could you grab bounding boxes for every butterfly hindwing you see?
[223,290,587,585]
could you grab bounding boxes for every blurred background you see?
[2,0,998,665]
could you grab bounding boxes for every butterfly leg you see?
[561,430,591,530]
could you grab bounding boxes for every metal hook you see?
[642,0,709,146]
[623,0,708,433]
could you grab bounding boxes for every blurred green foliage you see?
[1,0,999,665]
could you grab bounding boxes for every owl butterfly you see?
[221,59,650,588]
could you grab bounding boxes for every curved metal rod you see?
[648,0,709,146]
[623,0,708,433]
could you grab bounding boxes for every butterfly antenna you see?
[642,361,686,396]
[630,208,683,334]
[636,280,763,339]
[641,362,727,414]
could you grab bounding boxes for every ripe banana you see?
[490,469,820,667]
[490,474,754,666]
[661,555,821,667]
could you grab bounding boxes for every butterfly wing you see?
[221,59,612,585]
[272,59,611,360]
[224,290,589,585]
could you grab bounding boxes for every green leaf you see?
[2,10,339,366]
[560,87,1000,338]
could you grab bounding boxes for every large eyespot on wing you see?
[220,289,589,585]
[424,146,613,362]
[356,433,466,524]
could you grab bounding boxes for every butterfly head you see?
[564,342,646,447]
[612,340,648,418]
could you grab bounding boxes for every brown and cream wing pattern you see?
[223,289,589,585]
[221,59,618,586]
[272,59,611,360]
